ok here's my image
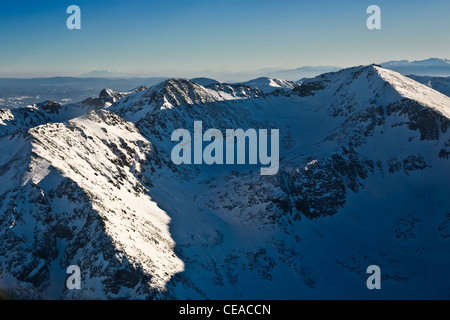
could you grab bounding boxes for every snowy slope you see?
[0,110,183,299]
[408,75,450,98]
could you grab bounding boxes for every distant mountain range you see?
[380,58,450,76]
[80,58,450,82]
[81,66,342,82]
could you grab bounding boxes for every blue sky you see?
[0,0,449,77]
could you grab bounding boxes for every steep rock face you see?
[36,101,62,114]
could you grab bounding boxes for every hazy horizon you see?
[1,58,449,81]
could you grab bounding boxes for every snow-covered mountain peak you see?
[294,64,450,115]
[155,78,229,106]
[109,78,263,125]
[99,86,146,104]
[189,77,221,86]
[376,67,450,118]
[284,64,450,151]
[239,77,295,92]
